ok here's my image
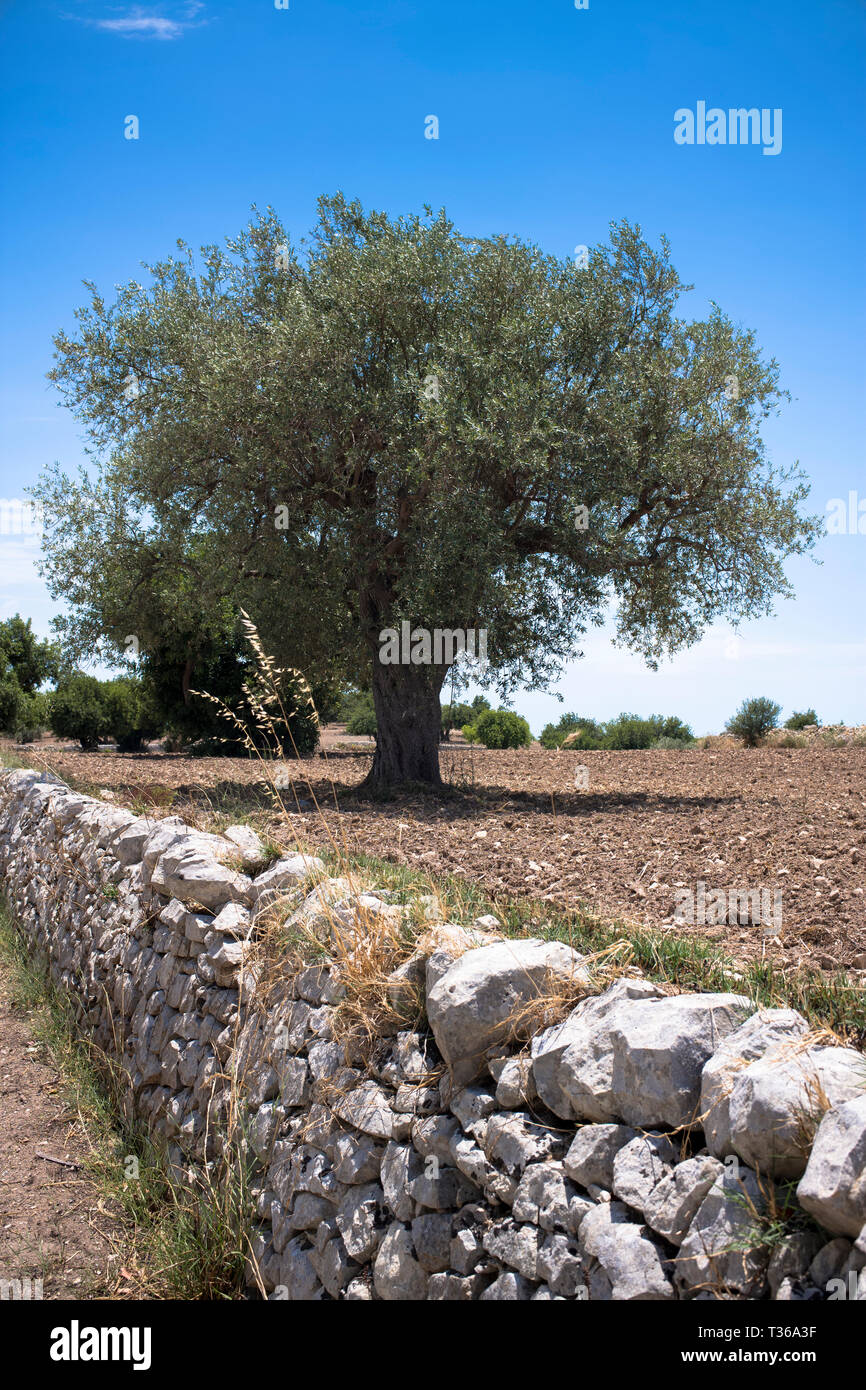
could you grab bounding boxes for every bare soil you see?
[10,735,866,973]
[0,953,125,1300]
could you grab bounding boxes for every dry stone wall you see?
[1,766,864,1302]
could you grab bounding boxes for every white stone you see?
[797,1095,866,1237]
[676,1165,771,1297]
[579,1201,674,1300]
[642,1155,724,1245]
[427,937,590,1085]
[532,978,753,1127]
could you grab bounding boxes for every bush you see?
[777,733,806,748]
[345,691,377,737]
[270,668,322,757]
[725,696,781,747]
[49,673,108,749]
[602,713,657,750]
[540,711,694,751]
[539,712,603,750]
[442,695,491,738]
[604,713,695,750]
[785,709,819,731]
[12,690,53,743]
[339,688,373,723]
[650,715,695,743]
[0,678,24,733]
[650,736,693,750]
[472,708,532,749]
[103,677,161,752]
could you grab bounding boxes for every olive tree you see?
[37,194,820,786]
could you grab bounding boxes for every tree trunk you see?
[363,659,444,788]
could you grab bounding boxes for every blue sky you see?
[0,0,864,734]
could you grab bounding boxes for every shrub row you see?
[540,711,695,750]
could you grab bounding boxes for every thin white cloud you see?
[81,3,205,41]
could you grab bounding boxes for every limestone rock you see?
[533,978,753,1127]
[373,1222,429,1301]
[563,1123,637,1190]
[335,1182,389,1262]
[223,824,268,871]
[511,1161,574,1231]
[676,1166,772,1297]
[427,937,590,1085]
[611,1132,677,1215]
[252,855,326,911]
[702,1009,863,1178]
[643,1156,724,1245]
[579,1201,674,1300]
[797,1095,866,1237]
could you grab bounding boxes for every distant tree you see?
[542,711,693,750]
[785,709,819,731]
[103,677,161,752]
[726,696,781,747]
[0,679,24,734]
[139,629,322,756]
[0,615,61,693]
[49,674,108,750]
[442,694,490,739]
[345,691,378,737]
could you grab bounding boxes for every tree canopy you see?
[0,614,61,693]
[36,193,821,785]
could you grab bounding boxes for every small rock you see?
[579,1201,674,1300]
[797,1095,866,1237]
[410,1213,453,1272]
[677,1165,772,1297]
[479,1271,533,1301]
[512,1161,574,1231]
[335,1183,389,1262]
[223,824,268,871]
[808,1237,852,1290]
[643,1156,724,1245]
[611,1133,677,1216]
[373,1222,429,1301]
[491,1055,537,1110]
[767,1230,825,1296]
[563,1123,637,1190]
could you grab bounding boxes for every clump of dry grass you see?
[191,609,343,855]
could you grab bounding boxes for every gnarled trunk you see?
[363,658,444,788]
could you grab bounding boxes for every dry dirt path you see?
[0,954,124,1300]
